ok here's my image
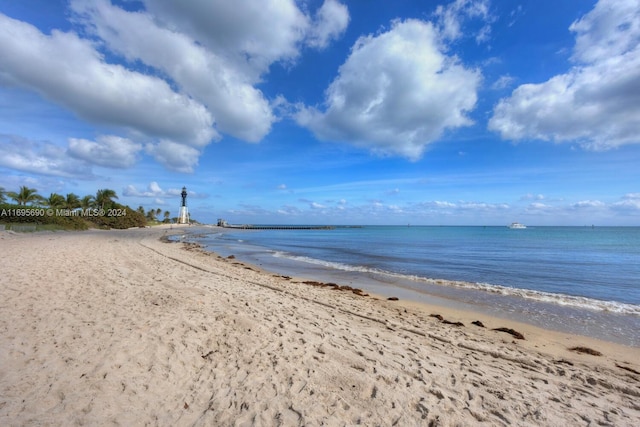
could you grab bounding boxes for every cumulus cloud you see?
[0,134,93,178]
[0,13,215,147]
[307,0,350,49]
[140,0,309,76]
[70,0,272,142]
[123,181,183,198]
[1,1,350,174]
[296,19,481,160]
[145,140,201,173]
[612,193,640,212]
[123,182,206,202]
[489,0,640,149]
[68,135,142,168]
[570,0,640,63]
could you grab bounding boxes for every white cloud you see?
[489,0,640,149]
[145,140,201,173]
[520,193,545,201]
[572,200,606,209]
[296,19,481,160]
[527,202,552,210]
[458,201,509,210]
[217,189,640,225]
[123,182,203,199]
[277,205,303,216]
[611,193,640,212]
[0,13,215,148]
[71,0,271,142]
[433,201,457,208]
[149,182,163,194]
[68,135,142,168]
[0,134,94,178]
[123,181,167,197]
[570,0,640,64]
[307,0,350,49]
[491,74,515,90]
[1,1,351,175]
[434,0,493,43]
[612,199,640,212]
[140,0,310,75]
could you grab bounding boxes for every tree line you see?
[0,185,176,229]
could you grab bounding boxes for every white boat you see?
[508,222,527,229]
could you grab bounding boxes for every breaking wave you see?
[271,251,640,316]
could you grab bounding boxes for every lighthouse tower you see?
[178,186,189,224]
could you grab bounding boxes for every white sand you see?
[1,226,639,426]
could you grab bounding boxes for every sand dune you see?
[1,227,639,426]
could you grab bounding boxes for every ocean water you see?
[185,226,640,346]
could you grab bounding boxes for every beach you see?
[1,226,639,426]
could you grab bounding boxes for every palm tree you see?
[65,193,81,210]
[137,205,145,215]
[46,193,66,209]
[80,195,95,210]
[163,210,170,223]
[95,189,118,209]
[0,186,6,203]
[7,186,42,206]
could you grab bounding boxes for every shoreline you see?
[1,226,639,425]
[186,228,640,351]
[185,226,640,347]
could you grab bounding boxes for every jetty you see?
[221,224,335,230]
[217,219,335,230]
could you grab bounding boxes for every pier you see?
[216,219,361,230]
[219,224,335,230]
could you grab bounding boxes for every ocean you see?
[181,226,640,346]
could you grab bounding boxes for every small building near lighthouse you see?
[178,186,189,224]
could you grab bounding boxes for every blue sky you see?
[1,0,639,225]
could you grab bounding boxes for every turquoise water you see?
[187,226,640,346]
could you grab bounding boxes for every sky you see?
[1,0,639,226]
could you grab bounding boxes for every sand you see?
[1,226,639,426]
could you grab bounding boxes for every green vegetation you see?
[6,186,44,206]
[0,187,151,231]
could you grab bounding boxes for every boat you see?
[508,222,527,229]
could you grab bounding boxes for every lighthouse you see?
[178,186,189,224]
